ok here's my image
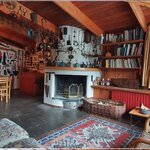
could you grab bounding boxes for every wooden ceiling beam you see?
[0,27,36,48]
[0,1,58,33]
[53,1,103,36]
[129,2,147,32]
[138,2,150,8]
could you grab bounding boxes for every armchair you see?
[129,132,150,148]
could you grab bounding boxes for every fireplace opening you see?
[55,75,87,99]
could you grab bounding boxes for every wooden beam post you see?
[0,2,58,33]
[129,2,147,32]
[53,1,103,36]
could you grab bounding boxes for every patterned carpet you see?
[38,115,142,148]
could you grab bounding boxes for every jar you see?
[101,78,105,86]
[106,78,110,86]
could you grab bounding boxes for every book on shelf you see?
[105,59,109,68]
[137,58,141,68]
[123,44,127,56]
[99,26,145,44]
[137,43,143,55]
[113,42,143,56]
[124,59,128,68]
[126,44,131,56]
[130,59,134,68]
[105,58,141,69]
[131,44,136,55]
[127,58,131,68]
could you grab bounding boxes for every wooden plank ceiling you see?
[20,1,85,29]
[141,6,150,25]
[73,1,139,32]
[19,1,150,33]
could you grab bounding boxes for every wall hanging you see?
[57,25,102,68]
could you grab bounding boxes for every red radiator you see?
[112,91,150,112]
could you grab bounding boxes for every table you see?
[129,108,150,132]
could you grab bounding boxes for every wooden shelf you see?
[45,66,100,72]
[103,55,142,59]
[99,67,142,70]
[101,39,144,46]
[85,54,102,57]
[91,85,150,95]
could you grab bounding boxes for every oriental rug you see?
[38,115,142,148]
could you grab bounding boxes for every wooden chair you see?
[129,132,150,148]
[0,76,12,103]
[8,77,12,100]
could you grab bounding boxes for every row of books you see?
[114,43,143,56]
[105,58,141,68]
[100,26,145,44]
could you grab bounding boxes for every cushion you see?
[0,118,29,147]
[4,138,42,148]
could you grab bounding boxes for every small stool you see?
[129,108,150,132]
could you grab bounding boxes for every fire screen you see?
[55,75,86,98]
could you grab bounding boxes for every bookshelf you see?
[101,39,144,46]
[100,39,144,70]
[92,26,147,102]
[103,55,142,59]
[98,26,145,83]
[100,67,142,70]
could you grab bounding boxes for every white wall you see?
[57,25,102,66]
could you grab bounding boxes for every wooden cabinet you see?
[19,71,44,96]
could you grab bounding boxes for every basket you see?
[83,98,126,119]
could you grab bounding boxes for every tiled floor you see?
[0,90,88,139]
[0,90,144,139]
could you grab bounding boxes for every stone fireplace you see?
[44,67,100,107]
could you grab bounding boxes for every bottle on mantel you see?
[106,78,110,86]
[101,78,105,86]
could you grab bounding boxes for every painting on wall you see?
[0,42,25,76]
